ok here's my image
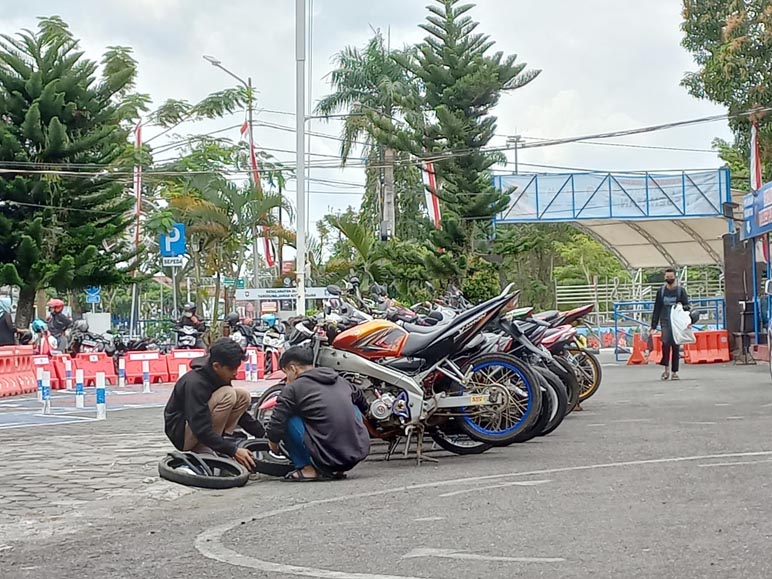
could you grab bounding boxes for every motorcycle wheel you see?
[250,383,285,424]
[457,353,543,445]
[498,371,552,445]
[565,348,603,402]
[535,367,569,437]
[549,357,581,413]
[158,452,249,489]
[430,425,493,455]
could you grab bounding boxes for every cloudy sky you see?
[2,0,733,237]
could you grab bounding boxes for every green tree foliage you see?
[681,0,772,178]
[393,0,540,256]
[0,17,146,325]
[461,258,500,304]
[315,32,427,240]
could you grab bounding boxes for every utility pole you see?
[380,147,395,241]
[203,56,264,288]
[507,134,522,174]
[295,0,307,315]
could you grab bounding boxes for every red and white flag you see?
[422,162,442,229]
[751,122,769,262]
[240,119,276,267]
[751,121,762,192]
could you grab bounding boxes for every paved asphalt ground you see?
[1,356,771,578]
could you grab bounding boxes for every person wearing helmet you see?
[176,302,206,349]
[225,312,240,329]
[46,298,72,351]
[0,296,17,346]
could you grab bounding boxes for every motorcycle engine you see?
[341,372,409,428]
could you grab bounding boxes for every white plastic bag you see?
[671,303,696,345]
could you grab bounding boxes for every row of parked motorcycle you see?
[247,277,603,462]
[19,312,287,375]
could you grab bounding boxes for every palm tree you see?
[315,31,422,236]
[169,174,289,335]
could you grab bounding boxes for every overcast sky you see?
[2,0,733,238]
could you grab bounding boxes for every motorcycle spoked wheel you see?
[548,357,581,413]
[534,366,569,437]
[456,353,543,445]
[497,370,552,445]
[564,348,603,402]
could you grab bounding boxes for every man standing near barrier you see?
[651,268,690,381]
[164,338,262,470]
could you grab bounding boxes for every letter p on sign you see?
[159,223,187,257]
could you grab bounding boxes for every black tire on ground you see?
[158,453,250,489]
[240,439,296,478]
[535,367,569,437]
[430,425,494,455]
[549,357,581,413]
[457,353,543,445]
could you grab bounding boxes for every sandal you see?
[671,373,680,381]
[283,469,330,482]
[660,370,670,381]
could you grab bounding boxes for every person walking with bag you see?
[650,267,690,380]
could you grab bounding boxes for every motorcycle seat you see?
[534,310,560,323]
[401,322,436,334]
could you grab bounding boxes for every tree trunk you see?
[16,286,37,329]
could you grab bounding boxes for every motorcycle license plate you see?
[82,341,97,348]
[469,394,488,405]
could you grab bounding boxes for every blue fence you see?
[612,298,726,362]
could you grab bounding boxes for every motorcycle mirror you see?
[425,281,435,293]
[326,284,341,296]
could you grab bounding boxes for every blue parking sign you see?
[159,223,187,257]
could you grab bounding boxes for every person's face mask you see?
[665,277,676,285]
[184,312,193,318]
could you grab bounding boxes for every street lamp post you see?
[295,0,307,315]
[203,56,271,288]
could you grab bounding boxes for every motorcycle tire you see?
[498,371,552,445]
[549,357,581,413]
[430,425,493,455]
[239,439,295,478]
[158,452,249,489]
[566,348,603,402]
[535,367,569,437]
[458,353,543,445]
[250,383,285,424]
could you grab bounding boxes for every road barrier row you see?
[626,329,731,366]
[0,346,277,398]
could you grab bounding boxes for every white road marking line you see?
[401,547,564,563]
[611,418,652,423]
[196,450,772,579]
[680,421,717,425]
[587,423,606,427]
[412,517,445,522]
[698,459,772,468]
[440,479,552,498]
[726,416,745,420]
[714,403,730,407]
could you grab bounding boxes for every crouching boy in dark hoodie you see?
[267,345,370,481]
[164,338,264,470]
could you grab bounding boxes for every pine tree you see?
[393,0,540,255]
[0,17,146,325]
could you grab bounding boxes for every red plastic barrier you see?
[74,352,118,386]
[13,346,37,394]
[0,346,19,397]
[236,347,265,381]
[685,330,731,364]
[648,333,663,365]
[123,350,169,384]
[166,349,207,382]
[32,354,61,390]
